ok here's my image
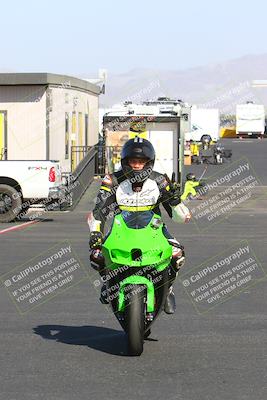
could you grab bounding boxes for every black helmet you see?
[201,135,211,147]
[186,173,196,181]
[121,137,155,182]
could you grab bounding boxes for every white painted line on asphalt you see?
[232,140,253,143]
[0,220,38,235]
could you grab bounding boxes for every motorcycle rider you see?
[199,135,213,164]
[181,173,202,201]
[88,137,190,314]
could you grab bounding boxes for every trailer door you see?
[0,112,6,160]
[148,130,173,177]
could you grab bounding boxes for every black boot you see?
[144,329,151,339]
[164,286,176,314]
[99,283,109,304]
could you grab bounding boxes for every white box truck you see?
[236,103,265,138]
[185,108,220,142]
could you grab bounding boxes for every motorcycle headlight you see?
[150,217,162,229]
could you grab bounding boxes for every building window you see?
[78,112,83,147]
[71,112,77,171]
[85,114,88,147]
[72,111,77,134]
[78,112,83,163]
[65,113,69,159]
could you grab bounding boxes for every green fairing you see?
[118,276,155,312]
[102,214,172,272]
[102,213,172,313]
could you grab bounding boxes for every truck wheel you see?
[0,184,22,223]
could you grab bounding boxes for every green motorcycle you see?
[101,210,173,356]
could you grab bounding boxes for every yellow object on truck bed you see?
[220,127,236,138]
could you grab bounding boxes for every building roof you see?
[0,73,101,95]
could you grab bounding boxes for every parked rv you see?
[236,102,265,138]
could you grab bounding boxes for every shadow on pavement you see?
[33,324,128,356]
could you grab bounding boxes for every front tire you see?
[0,184,22,223]
[125,285,145,356]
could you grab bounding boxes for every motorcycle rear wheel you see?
[125,285,145,356]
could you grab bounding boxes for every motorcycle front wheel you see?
[125,285,145,356]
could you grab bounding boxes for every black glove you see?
[168,188,181,206]
[89,231,103,249]
[164,174,181,206]
[198,179,206,187]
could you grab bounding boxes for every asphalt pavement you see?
[0,138,267,400]
[184,138,267,184]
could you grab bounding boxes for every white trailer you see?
[236,103,265,137]
[102,98,187,179]
[185,108,219,142]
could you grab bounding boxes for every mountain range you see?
[96,54,267,111]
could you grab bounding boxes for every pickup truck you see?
[0,160,64,222]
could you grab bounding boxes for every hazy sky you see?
[1,0,267,75]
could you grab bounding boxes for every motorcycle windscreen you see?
[121,210,154,229]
